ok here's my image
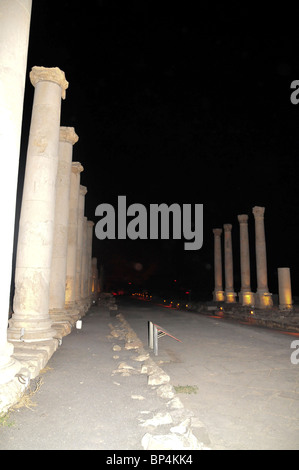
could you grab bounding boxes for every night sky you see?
[16,1,299,298]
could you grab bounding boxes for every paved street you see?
[1,297,299,450]
[117,298,299,450]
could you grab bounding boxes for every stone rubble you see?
[110,311,211,451]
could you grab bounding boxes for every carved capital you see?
[71,162,83,174]
[223,224,232,232]
[252,206,265,219]
[238,214,249,224]
[213,228,222,237]
[30,66,69,99]
[60,127,79,145]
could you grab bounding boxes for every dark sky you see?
[18,1,299,297]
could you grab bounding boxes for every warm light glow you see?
[214,291,225,302]
[226,293,236,303]
[263,295,273,307]
[241,293,255,307]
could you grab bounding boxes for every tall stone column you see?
[278,268,293,311]
[91,258,99,302]
[0,0,32,384]
[86,221,94,302]
[49,127,78,333]
[252,206,273,308]
[8,66,69,342]
[80,217,88,303]
[65,162,83,320]
[238,215,255,306]
[213,229,225,302]
[224,224,236,303]
[75,185,87,313]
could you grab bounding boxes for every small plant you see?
[0,411,14,427]
[174,384,199,395]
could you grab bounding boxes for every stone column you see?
[8,66,69,342]
[238,215,255,306]
[86,221,94,302]
[80,217,88,304]
[213,229,225,302]
[65,162,84,321]
[252,206,273,308]
[75,185,87,313]
[0,0,32,384]
[224,224,236,303]
[278,268,293,311]
[49,127,78,334]
[91,258,99,302]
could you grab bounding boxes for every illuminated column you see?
[65,162,83,318]
[0,0,32,383]
[49,127,78,328]
[252,206,273,308]
[87,221,94,300]
[238,215,255,306]
[213,229,225,302]
[278,268,293,311]
[75,185,87,311]
[80,217,88,303]
[224,224,236,303]
[8,66,68,342]
[91,258,99,301]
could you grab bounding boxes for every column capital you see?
[80,185,87,196]
[223,224,232,232]
[30,66,69,99]
[213,228,222,237]
[238,214,249,224]
[60,127,79,145]
[72,162,84,174]
[253,206,265,219]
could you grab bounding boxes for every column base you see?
[239,291,255,307]
[213,290,225,302]
[255,290,273,309]
[7,314,57,342]
[0,342,21,385]
[279,303,293,312]
[225,291,237,303]
[11,339,59,379]
[49,308,73,336]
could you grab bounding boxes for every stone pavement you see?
[1,296,299,450]
[116,297,299,450]
[0,300,207,450]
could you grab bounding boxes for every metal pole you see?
[148,321,153,349]
[153,325,158,356]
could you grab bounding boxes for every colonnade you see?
[213,207,293,310]
[0,2,100,394]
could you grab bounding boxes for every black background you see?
[17,1,299,298]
